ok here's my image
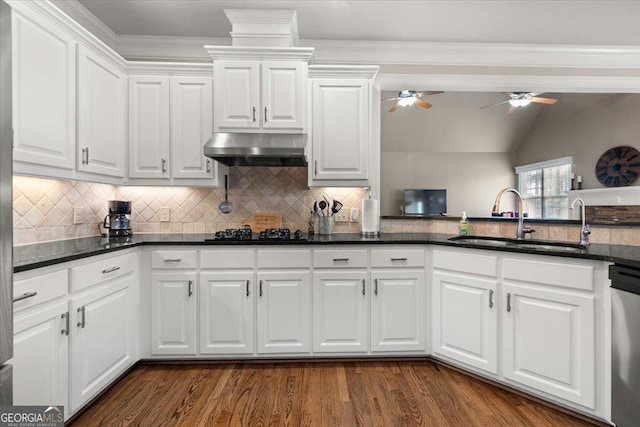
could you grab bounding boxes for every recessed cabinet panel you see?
[12,11,76,169]
[128,76,170,178]
[261,61,305,129]
[151,273,197,355]
[199,272,254,354]
[502,282,596,408]
[214,61,259,129]
[170,77,214,179]
[77,46,126,177]
[432,271,498,374]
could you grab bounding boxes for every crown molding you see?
[116,35,229,62]
[224,9,299,47]
[7,0,126,71]
[309,65,379,79]
[50,0,117,48]
[305,39,640,69]
[127,61,213,77]
[376,73,640,93]
[205,46,314,62]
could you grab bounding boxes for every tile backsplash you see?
[13,168,368,245]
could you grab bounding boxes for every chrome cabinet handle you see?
[264,107,268,122]
[163,258,182,263]
[314,161,318,176]
[188,280,193,297]
[161,158,167,172]
[77,306,86,328]
[391,257,408,262]
[507,293,511,312]
[489,289,494,308]
[81,148,88,165]
[61,312,70,336]
[13,291,37,303]
[259,280,263,297]
[362,279,365,296]
[206,160,211,173]
[85,147,89,164]
[246,280,250,297]
[252,106,256,122]
[374,278,378,295]
[333,258,349,263]
[102,266,120,274]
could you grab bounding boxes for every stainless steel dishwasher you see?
[610,264,640,427]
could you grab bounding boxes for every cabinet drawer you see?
[71,253,136,292]
[151,250,197,269]
[13,269,68,311]
[433,250,497,277]
[200,250,254,269]
[503,257,594,291]
[371,249,424,268]
[257,249,311,269]
[313,249,367,268]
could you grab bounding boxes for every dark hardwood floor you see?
[69,360,597,426]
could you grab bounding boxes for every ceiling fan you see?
[382,90,444,112]
[481,92,558,114]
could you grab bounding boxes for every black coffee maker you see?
[104,200,132,237]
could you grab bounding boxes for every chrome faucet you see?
[570,198,591,247]
[491,188,535,240]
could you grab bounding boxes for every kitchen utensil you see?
[318,200,327,216]
[313,201,319,216]
[219,175,233,214]
[331,200,343,215]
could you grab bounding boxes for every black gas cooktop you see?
[205,228,305,241]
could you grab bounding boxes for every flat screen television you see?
[404,189,447,216]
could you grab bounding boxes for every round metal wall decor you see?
[595,146,640,187]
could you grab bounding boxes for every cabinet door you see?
[151,272,197,355]
[12,300,69,416]
[128,76,170,178]
[257,271,311,354]
[432,271,498,374]
[214,60,259,129]
[311,79,369,180]
[77,46,126,177]
[502,282,596,408]
[69,278,133,413]
[261,61,305,130]
[371,270,425,352]
[199,272,254,354]
[12,10,76,169]
[313,271,368,353]
[170,77,215,179]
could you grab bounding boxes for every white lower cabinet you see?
[256,271,312,354]
[150,272,197,355]
[502,282,596,408]
[199,272,254,354]
[69,277,134,413]
[313,271,369,353]
[370,270,426,352]
[432,271,498,374]
[12,299,69,414]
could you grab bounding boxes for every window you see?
[516,156,572,219]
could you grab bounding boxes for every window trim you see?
[515,156,573,174]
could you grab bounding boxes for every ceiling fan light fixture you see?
[398,96,416,107]
[508,98,532,107]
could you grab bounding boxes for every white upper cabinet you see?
[77,46,126,177]
[12,9,76,169]
[214,60,306,132]
[310,79,370,182]
[128,76,171,179]
[170,77,214,179]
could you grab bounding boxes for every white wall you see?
[515,93,640,189]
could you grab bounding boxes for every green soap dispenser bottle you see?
[459,212,470,236]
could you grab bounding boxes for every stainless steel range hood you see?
[204,133,307,167]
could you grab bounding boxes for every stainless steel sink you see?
[448,235,587,251]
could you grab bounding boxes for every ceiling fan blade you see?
[507,106,517,114]
[381,96,399,102]
[388,103,401,112]
[415,91,444,98]
[414,98,433,109]
[480,100,510,109]
[531,97,558,105]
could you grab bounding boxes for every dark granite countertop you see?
[13,233,640,273]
